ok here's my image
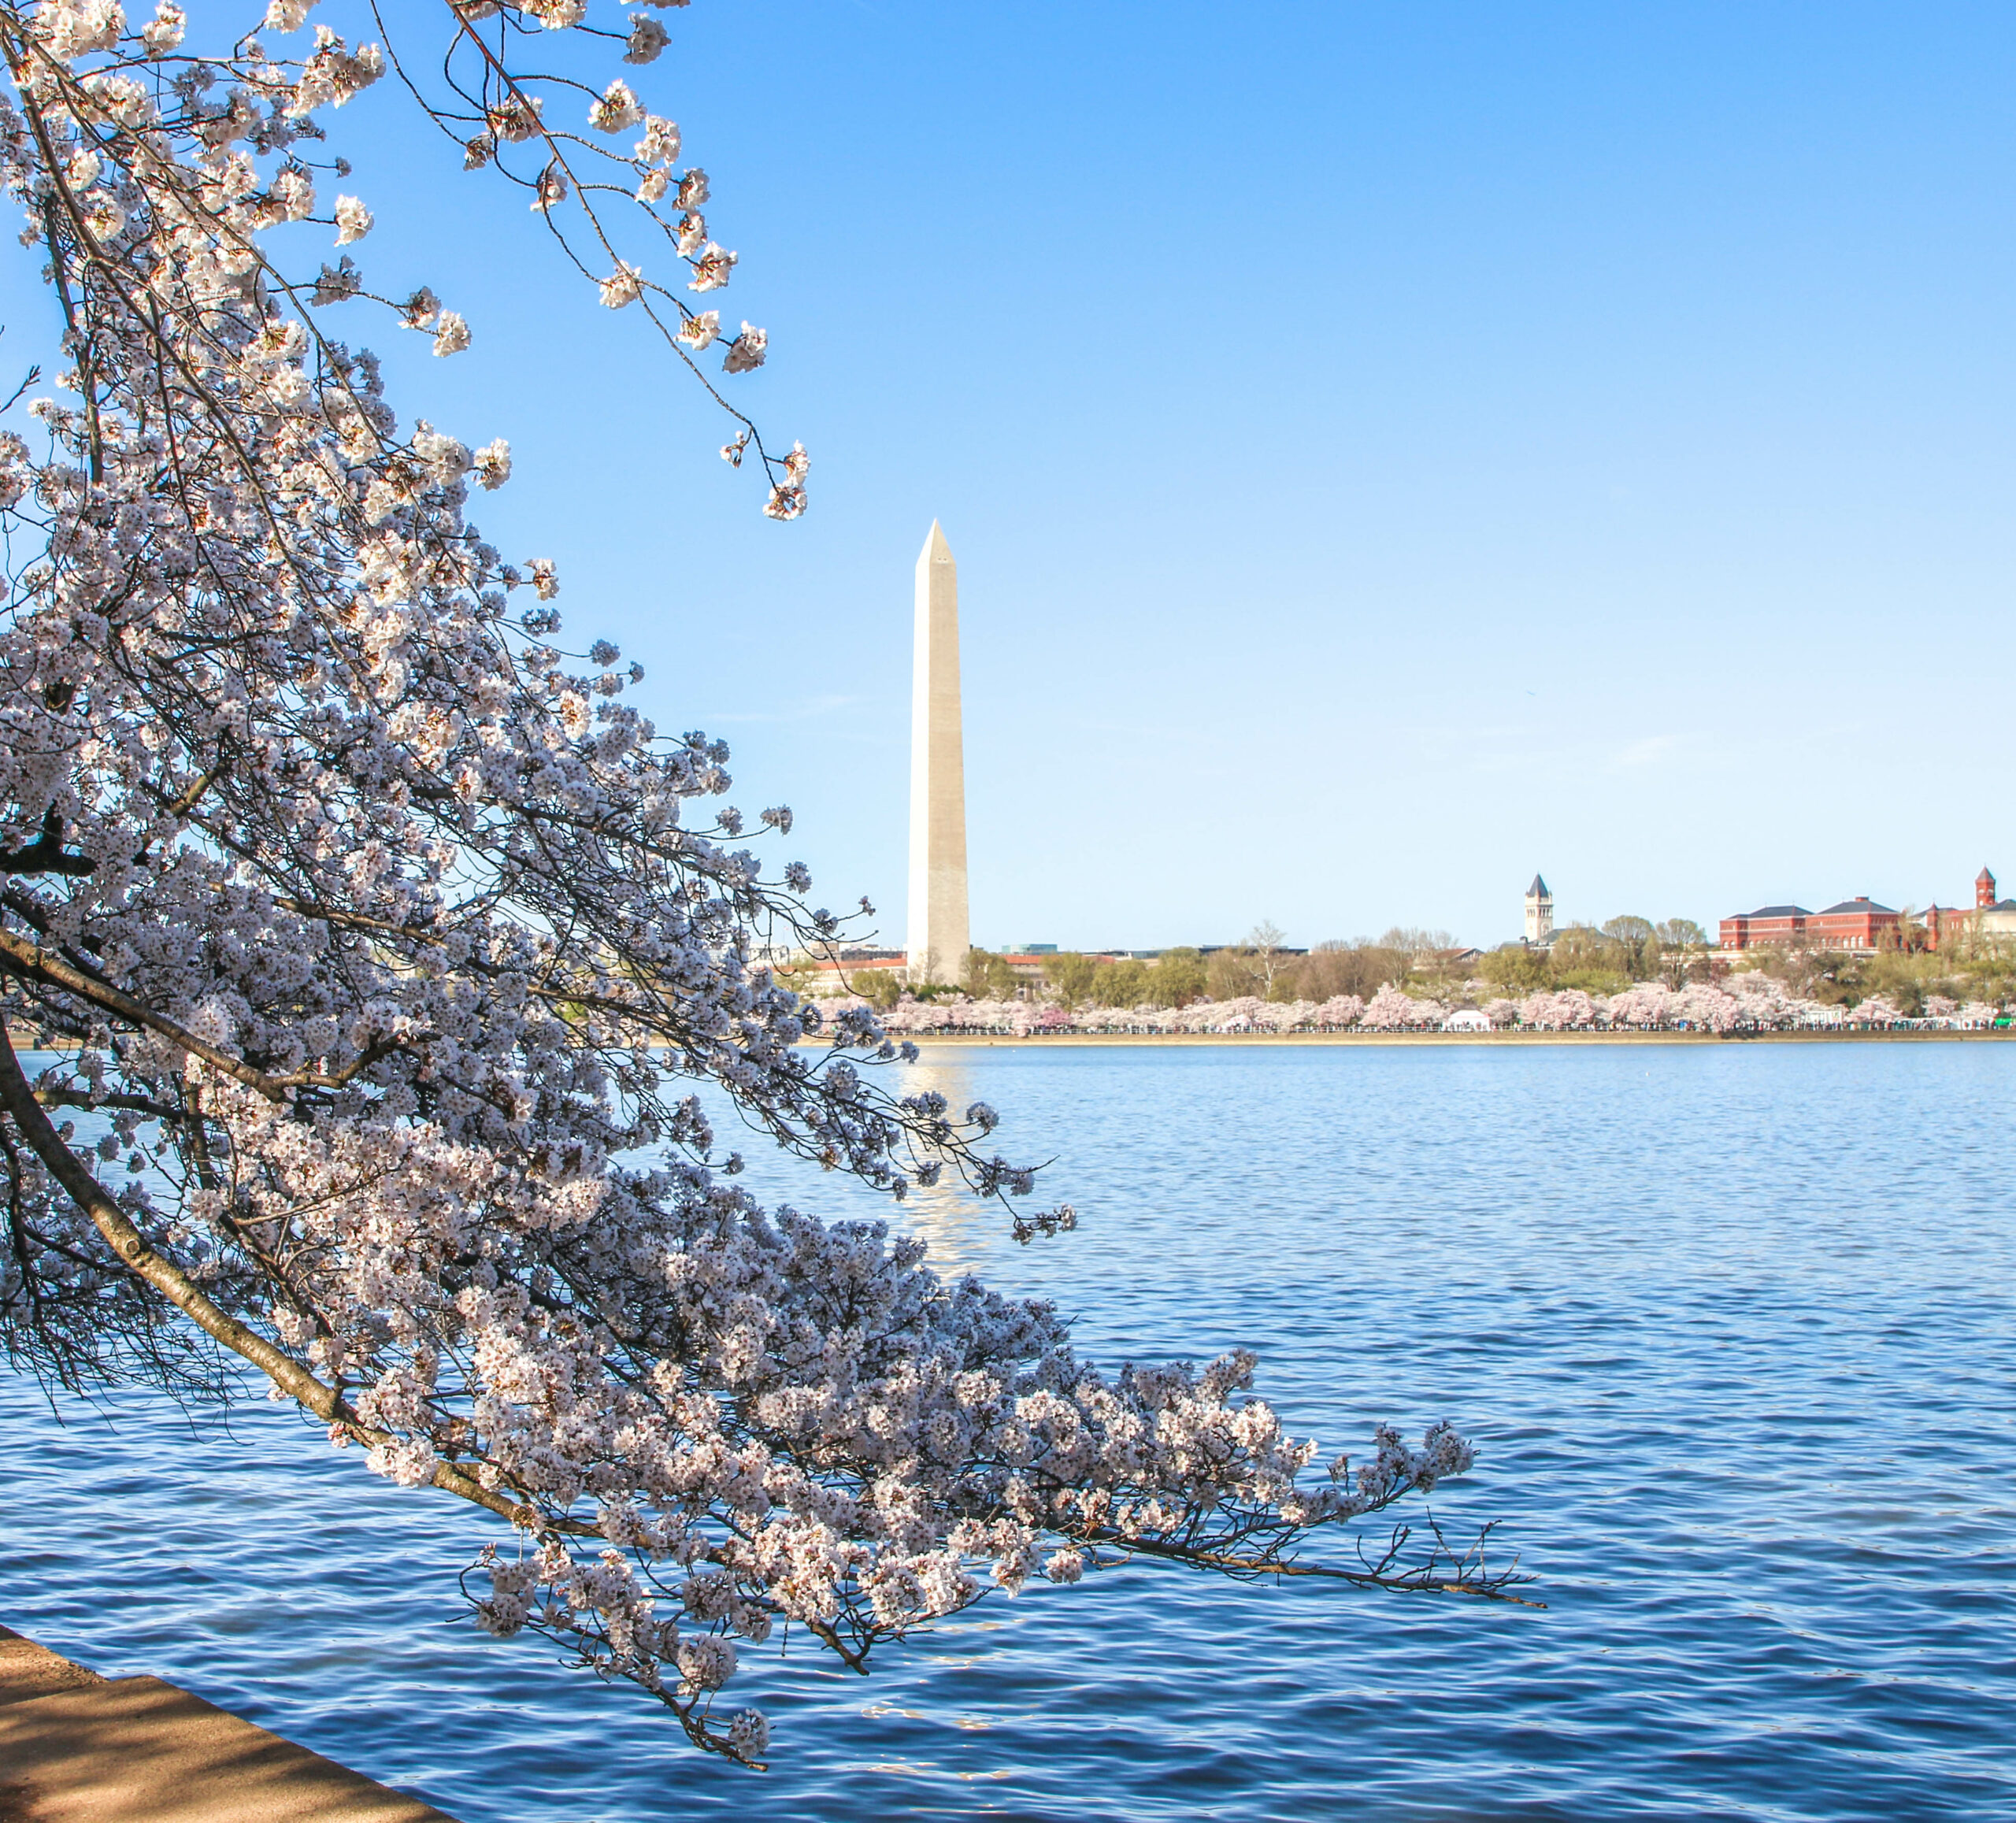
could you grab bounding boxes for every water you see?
[5,1042,2013,1820]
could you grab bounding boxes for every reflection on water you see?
[881,1050,995,1276]
[4,1042,2015,1821]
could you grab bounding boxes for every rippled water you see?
[6,1042,2014,1821]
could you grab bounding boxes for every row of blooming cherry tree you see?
[0,0,1518,1773]
[850,978,1997,1036]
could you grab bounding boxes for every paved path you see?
[0,1626,458,1823]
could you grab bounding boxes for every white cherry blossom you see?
[332,193,371,243]
[598,261,643,308]
[0,0,1507,1773]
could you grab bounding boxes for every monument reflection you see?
[884,1050,995,1277]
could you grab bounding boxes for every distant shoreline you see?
[876,1028,2016,1047]
[13,1028,2006,1061]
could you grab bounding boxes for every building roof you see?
[1980,867,1997,884]
[1739,905,1810,920]
[1526,874,1550,898]
[1815,899,1896,917]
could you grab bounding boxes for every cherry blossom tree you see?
[1514,988,1602,1032]
[1674,984,1747,1032]
[1603,983,1671,1029]
[1359,983,1444,1031]
[0,0,1518,1770]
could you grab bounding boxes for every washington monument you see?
[907,521,969,984]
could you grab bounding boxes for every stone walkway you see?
[0,1626,458,1823]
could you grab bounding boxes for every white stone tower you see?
[1524,874,1555,946]
[906,522,969,984]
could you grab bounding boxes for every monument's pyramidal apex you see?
[907,521,969,984]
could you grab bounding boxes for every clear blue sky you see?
[14,3,2016,949]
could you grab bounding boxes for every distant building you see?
[780,947,1094,998]
[1916,876,1997,950]
[1721,870,2016,954]
[1718,904,1810,950]
[1524,875,1554,946]
[1004,951,1077,988]
[1720,898,1899,952]
[1808,897,1901,950]
[777,947,908,996]
[1972,866,2016,940]
[1923,904,1972,949]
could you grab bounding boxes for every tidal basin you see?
[6,1043,2012,1821]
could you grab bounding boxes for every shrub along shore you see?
[820,974,2008,1039]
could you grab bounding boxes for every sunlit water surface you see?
[5,1043,2013,1821]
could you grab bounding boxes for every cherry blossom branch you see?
[0,2,1514,1766]
[0,1018,606,1534]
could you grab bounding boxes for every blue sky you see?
[13,2,2016,948]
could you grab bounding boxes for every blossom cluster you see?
[0,1,1493,1768]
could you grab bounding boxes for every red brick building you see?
[1718,904,1810,950]
[1955,867,2016,943]
[1807,897,1902,950]
[1720,896,1900,952]
[1914,869,2007,950]
[1720,873,2016,954]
